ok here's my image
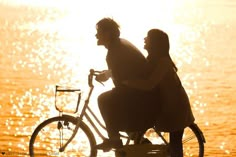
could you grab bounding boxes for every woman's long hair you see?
[146,29,178,72]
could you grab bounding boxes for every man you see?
[94,18,150,151]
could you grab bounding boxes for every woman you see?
[124,29,195,157]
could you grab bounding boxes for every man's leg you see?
[96,90,122,151]
[97,90,120,140]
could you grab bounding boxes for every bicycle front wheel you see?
[29,115,97,157]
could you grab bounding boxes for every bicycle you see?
[29,69,206,157]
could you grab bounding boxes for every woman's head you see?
[144,29,170,57]
[145,28,177,71]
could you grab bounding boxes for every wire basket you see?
[54,85,81,113]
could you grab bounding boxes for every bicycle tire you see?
[29,115,97,157]
[139,123,205,157]
[184,123,205,157]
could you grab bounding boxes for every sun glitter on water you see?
[2,0,235,156]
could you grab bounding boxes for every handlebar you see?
[88,69,104,87]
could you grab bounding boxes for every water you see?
[0,0,236,156]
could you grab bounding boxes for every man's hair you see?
[96,18,120,39]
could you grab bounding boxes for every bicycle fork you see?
[58,116,83,152]
[59,85,94,152]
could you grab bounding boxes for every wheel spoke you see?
[183,133,196,143]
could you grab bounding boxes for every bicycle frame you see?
[56,69,130,152]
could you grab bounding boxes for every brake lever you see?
[97,80,105,86]
[93,72,105,86]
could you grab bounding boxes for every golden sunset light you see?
[0,0,236,156]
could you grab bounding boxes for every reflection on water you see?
[0,0,236,156]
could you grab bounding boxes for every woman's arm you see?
[123,58,171,91]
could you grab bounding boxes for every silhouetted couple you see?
[94,18,195,157]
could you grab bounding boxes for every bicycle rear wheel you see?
[29,115,97,157]
[182,123,205,157]
[142,123,205,157]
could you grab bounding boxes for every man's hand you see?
[95,70,112,82]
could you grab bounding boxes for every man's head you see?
[95,18,120,47]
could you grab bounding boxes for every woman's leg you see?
[169,129,184,157]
